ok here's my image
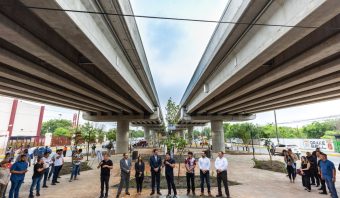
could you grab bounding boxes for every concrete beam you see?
[219,57,340,114]
[82,108,161,122]
[180,0,269,108]
[249,90,340,113]
[180,111,256,122]
[236,81,340,114]
[20,0,156,113]
[0,65,118,113]
[116,120,129,154]
[0,78,106,112]
[0,89,94,112]
[204,33,340,114]
[97,0,160,106]
[0,48,126,113]
[0,11,143,113]
[185,0,339,113]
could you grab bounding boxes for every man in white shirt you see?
[42,152,52,188]
[51,149,64,185]
[199,150,211,196]
[215,151,230,198]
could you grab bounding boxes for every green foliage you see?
[223,120,339,140]
[321,131,340,139]
[80,122,96,143]
[106,128,117,141]
[54,127,72,137]
[41,119,72,135]
[96,126,105,143]
[193,130,201,139]
[165,97,180,125]
[202,127,211,139]
[224,123,258,145]
[302,121,336,138]
[130,130,144,138]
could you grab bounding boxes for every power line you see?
[278,114,340,125]
[0,4,339,30]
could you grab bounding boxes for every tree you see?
[54,127,72,137]
[106,129,117,141]
[321,131,340,139]
[165,97,180,125]
[41,119,72,135]
[302,121,336,138]
[162,135,187,181]
[130,130,144,138]
[80,122,96,143]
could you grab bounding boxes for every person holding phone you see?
[97,153,113,198]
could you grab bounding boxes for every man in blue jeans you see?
[51,149,63,185]
[42,152,52,188]
[320,153,338,198]
[9,154,28,198]
[29,157,44,198]
[69,149,83,182]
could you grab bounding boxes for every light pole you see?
[274,110,280,145]
[87,127,92,161]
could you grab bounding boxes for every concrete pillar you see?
[151,130,156,147]
[116,120,129,154]
[211,120,225,153]
[179,130,185,139]
[188,126,193,146]
[144,126,151,143]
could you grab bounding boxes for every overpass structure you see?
[0,0,163,153]
[179,0,340,152]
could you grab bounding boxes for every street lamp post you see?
[274,110,280,144]
[87,127,92,161]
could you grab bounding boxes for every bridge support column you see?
[211,120,224,153]
[179,130,185,139]
[151,130,156,147]
[188,126,193,146]
[116,120,129,154]
[144,126,151,144]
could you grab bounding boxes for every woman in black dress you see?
[135,156,145,195]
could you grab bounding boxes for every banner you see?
[303,139,334,152]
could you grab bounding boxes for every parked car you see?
[274,144,301,158]
[133,140,148,147]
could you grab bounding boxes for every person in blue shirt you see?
[319,153,338,198]
[9,155,28,198]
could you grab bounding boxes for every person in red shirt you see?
[185,151,196,196]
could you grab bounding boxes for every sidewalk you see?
[5,153,340,198]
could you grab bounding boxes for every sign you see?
[303,139,334,152]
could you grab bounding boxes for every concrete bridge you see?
[179,0,340,152]
[0,0,163,153]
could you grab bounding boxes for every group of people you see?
[0,145,85,198]
[284,148,338,198]
[106,149,230,198]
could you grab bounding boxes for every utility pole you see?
[274,110,279,144]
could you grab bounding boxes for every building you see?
[0,96,44,151]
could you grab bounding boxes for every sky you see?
[5,0,340,131]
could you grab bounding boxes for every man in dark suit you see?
[149,149,162,195]
[116,153,131,198]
